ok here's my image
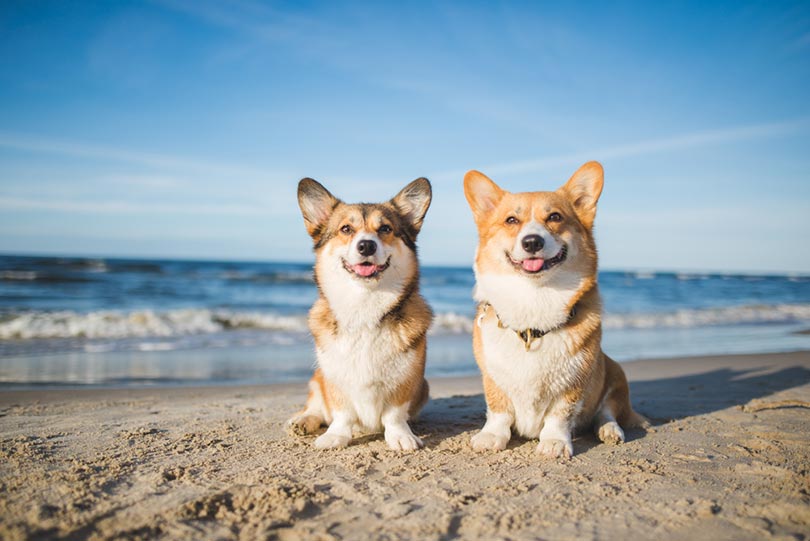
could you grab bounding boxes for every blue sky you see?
[1,1,809,273]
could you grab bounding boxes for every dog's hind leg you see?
[595,356,648,444]
[407,378,430,420]
[594,401,625,445]
[287,369,330,436]
[384,371,429,451]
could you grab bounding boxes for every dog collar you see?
[480,302,577,351]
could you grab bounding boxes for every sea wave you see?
[0,271,101,283]
[432,303,810,333]
[1,303,809,341]
[33,257,109,272]
[219,270,314,284]
[0,309,308,340]
[431,312,475,334]
[0,271,38,281]
[433,304,810,333]
[603,303,810,329]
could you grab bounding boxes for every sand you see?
[1,351,809,541]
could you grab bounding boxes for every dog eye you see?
[547,212,563,223]
[340,224,353,235]
[505,216,519,225]
[378,224,392,234]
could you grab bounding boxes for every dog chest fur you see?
[479,314,586,438]
[474,271,583,331]
[317,319,418,432]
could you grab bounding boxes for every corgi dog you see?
[463,162,646,459]
[287,177,433,450]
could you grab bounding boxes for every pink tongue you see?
[353,264,378,277]
[522,258,544,272]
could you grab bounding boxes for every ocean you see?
[1,254,809,388]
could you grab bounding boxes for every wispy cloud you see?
[435,117,810,179]
[154,0,324,45]
[0,197,268,215]
[0,132,265,177]
[0,196,267,216]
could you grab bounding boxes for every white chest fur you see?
[317,324,416,432]
[474,271,583,331]
[319,277,402,333]
[478,307,585,438]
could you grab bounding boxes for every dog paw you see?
[286,414,323,436]
[471,431,509,451]
[536,438,573,459]
[597,421,625,445]
[385,432,423,451]
[313,433,350,449]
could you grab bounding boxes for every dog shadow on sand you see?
[411,363,810,455]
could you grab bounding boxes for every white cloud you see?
[0,196,267,216]
[0,132,265,177]
[433,117,810,180]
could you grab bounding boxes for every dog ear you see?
[298,178,340,238]
[391,177,432,234]
[559,161,604,229]
[464,170,504,223]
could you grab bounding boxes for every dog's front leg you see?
[536,400,576,459]
[314,410,353,449]
[382,402,423,451]
[471,410,513,451]
[471,372,513,451]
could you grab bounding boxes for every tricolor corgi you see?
[463,162,646,459]
[287,177,433,450]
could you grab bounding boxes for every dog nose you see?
[521,234,544,253]
[357,239,377,257]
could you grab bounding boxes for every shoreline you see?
[2,350,809,540]
[0,336,810,393]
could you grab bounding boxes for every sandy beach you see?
[1,351,809,540]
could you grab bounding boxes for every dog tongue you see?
[353,264,378,277]
[522,258,544,272]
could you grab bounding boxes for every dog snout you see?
[521,234,544,254]
[357,239,377,257]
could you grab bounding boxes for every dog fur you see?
[463,161,646,459]
[287,177,433,450]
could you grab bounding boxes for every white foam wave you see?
[428,303,810,334]
[603,303,810,329]
[0,309,308,340]
[429,312,475,334]
[1,303,809,341]
[1,271,38,280]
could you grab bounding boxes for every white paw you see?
[597,421,625,445]
[471,430,509,452]
[536,438,573,459]
[313,433,350,449]
[385,431,423,451]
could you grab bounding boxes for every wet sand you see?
[1,351,809,540]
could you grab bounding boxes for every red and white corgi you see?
[287,177,433,450]
[463,162,646,459]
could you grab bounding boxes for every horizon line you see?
[1,250,807,278]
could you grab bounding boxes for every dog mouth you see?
[507,245,568,274]
[342,257,391,279]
